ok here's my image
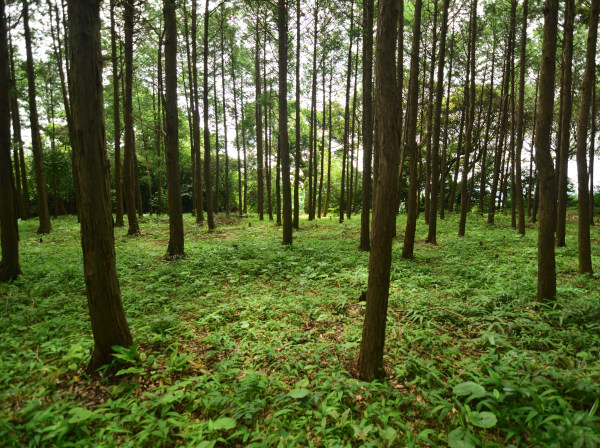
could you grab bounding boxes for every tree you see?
[426,0,449,244]
[111,0,124,227]
[278,0,292,245]
[67,0,133,370]
[359,0,374,251]
[203,0,215,229]
[164,0,184,258]
[0,0,21,282]
[293,0,300,229]
[514,0,528,236]
[357,0,399,382]
[23,0,51,234]
[401,0,423,260]
[123,0,140,235]
[535,0,559,300]
[555,0,574,246]
[575,0,599,275]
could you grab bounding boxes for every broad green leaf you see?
[288,388,310,399]
[453,381,487,398]
[448,428,476,448]
[470,411,497,428]
[68,407,96,424]
[212,417,237,431]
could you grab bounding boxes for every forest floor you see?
[1,210,599,447]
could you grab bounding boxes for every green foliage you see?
[1,211,599,446]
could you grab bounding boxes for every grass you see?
[1,210,599,447]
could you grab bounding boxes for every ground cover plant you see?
[1,212,599,447]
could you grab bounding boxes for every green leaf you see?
[212,417,237,431]
[453,381,487,398]
[68,407,96,424]
[470,411,497,428]
[288,388,310,399]
[448,428,476,448]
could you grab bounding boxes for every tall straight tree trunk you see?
[590,79,597,225]
[323,71,333,216]
[424,0,439,225]
[23,0,51,234]
[192,0,203,223]
[123,0,139,234]
[307,1,318,221]
[449,94,466,213]
[220,8,230,217]
[232,54,243,217]
[394,1,405,217]
[8,38,29,219]
[458,0,478,237]
[528,77,539,218]
[155,33,164,216]
[240,77,248,215]
[478,38,496,214]
[278,0,292,245]
[347,41,359,219]
[203,0,215,229]
[67,0,132,370]
[110,0,124,227]
[0,0,21,282]
[213,58,220,213]
[359,0,374,251]
[255,9,264,220]
[514,0,528,234]
[358,0,398,382]
[293,0,301,229]
[340,0,355,224]
[488,2,516,224]
[401,0,423,260]
[426,0,449,244]
[164,0,184,258]
[318,64,326,218]
[535,0,559,300]
[440,32,453,220]
[555,0,574,246]
[575,0,599,274]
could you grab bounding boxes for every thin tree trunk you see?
[358,0,399,382]
[213,57,220,214]
[203,0,215,229]
[323,71,333,216]
[340,0,355,224]
[479,38,496,214]
[401,0,423,260]
[123,0,140,234]
[575,0,598,274]
[23,0,51,234]
[255,8,264,220]
[293,0,301,228]
[528,77,539,219]
[240,76,248,215]
[359,0,374,250]
[426,0,449,244]
[220,8,229,217]
[440,32,454,220]
[555,0,574,246]
[514,0,528,234]
[590,77,597,225]
[535,0,559,300]
[164,0,184,258]
[110,0,124,227]
[232,53,243,217]
[192,0,203,223]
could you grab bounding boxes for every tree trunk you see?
[401,0,422,260]
[203,0,215,229]
[110,0,124,227]
[426,0,449,244]
[590,78,597,225]
[232,53,243,217]
[478,41,496,214]
[278,0,292,245]
[357,0,399,382]
[293,0,301,229]
[213,57,220,214]
[359,0,374,251]
[555,0,574,246]
[220,8,229,217]
[123,0,140,235]
[192,0,203,223]
[535,0,559,300]
[67,0,133,370]
[255,8,264,220]
[164,0,184,258]
[0,0,21,282]
[440,32,454,220]
[340,0,355,224]
[23,0,51,234]
[575,0,598,275]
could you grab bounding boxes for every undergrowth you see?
[0,210,598,447]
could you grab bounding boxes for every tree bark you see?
[164,0,184,258]
[255,8,264,220]
[555,0,574,246]
[535,0,559,300]
[123,0,140,234]
[203,0,215,229]
[23,0,51,234]
[0,0,21,282]
[293,0,301,229]
[358,0,398,382]
[110,0,124,227]
[401,0,422,260]
[192,0,204,223]
[67,0,133,370]
[575,0,599,275]
[359,0,374,251]
[590,78,597,226]
[426,0,449,244]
